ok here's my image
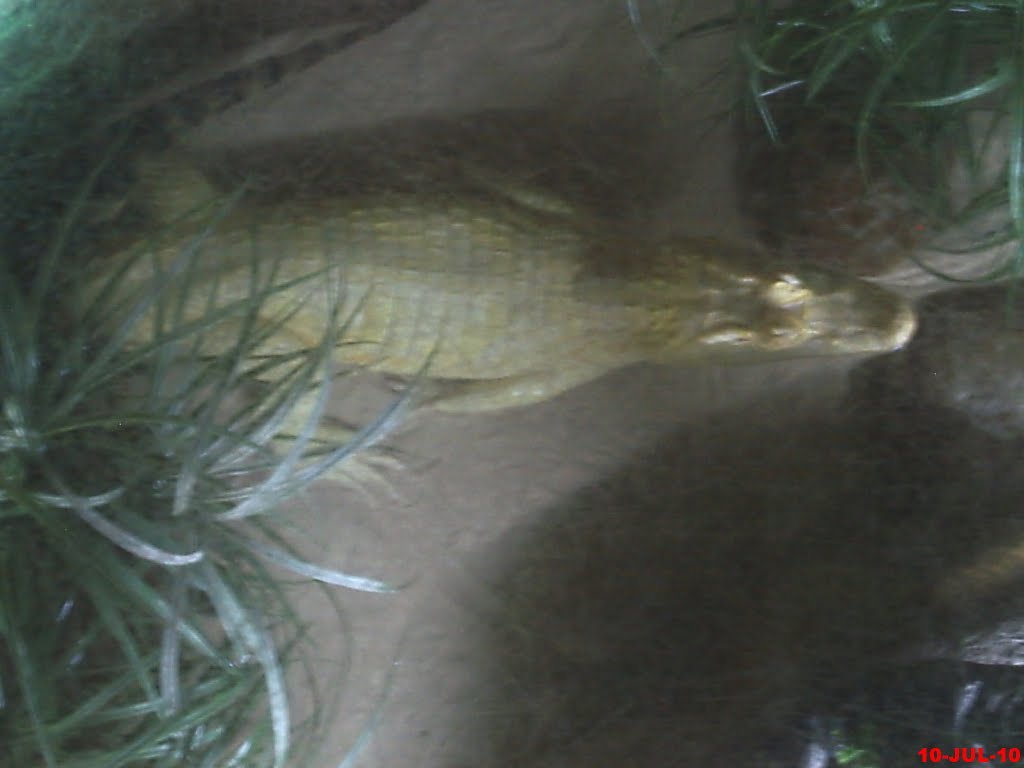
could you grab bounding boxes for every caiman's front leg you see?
[271,385,407,491]
[427,365,611,413]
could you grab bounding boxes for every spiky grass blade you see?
[1,154,406,765]
[679,0,1024,274]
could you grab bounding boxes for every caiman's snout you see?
[778,267,918,355]
[695,266,917,359]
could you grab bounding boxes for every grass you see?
[0,141,407,766]
[0,2,414,763]
[0,0,180,259]
[664,0,1024,280]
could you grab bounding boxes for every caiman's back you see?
[88,159,916,412]
[262,195,649,381]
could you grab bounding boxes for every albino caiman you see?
[84,157,917,468]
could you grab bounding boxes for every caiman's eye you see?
[766,274,811,306]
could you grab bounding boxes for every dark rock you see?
[849,284,1024,441]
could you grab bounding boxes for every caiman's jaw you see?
[695,267,917,360]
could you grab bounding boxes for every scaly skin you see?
[81,164,918,489]
[89,169,917,414]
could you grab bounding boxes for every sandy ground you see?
[141,1,1016,765]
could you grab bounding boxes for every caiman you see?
[85,158,917,440]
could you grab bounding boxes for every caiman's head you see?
[628,238,918,364]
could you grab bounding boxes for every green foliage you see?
[0,4,406,764]
[0,155,399,766]
[671,0,1024,275]
[812,662,1024,767]
[0,0,153,253]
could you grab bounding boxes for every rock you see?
[849,284,1024,440]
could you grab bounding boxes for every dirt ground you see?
[157,1,1011,765]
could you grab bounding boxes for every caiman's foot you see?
[272,390,411,496]
[421,367,608,413]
